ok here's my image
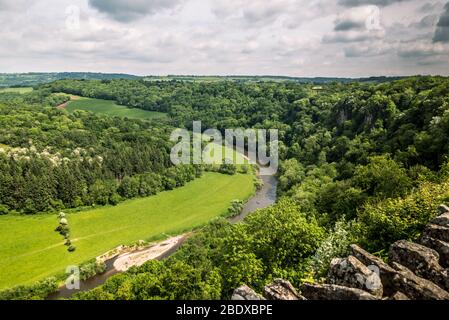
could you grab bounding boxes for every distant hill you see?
[145,75,407,84]
[0,72,409,88]
[0,72,139,88]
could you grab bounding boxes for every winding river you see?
[47,152,278,300]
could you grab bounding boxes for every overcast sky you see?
[0,0,448,77]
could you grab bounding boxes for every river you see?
[47,154,278,300]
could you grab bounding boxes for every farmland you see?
[64,97,167,120]
[0,172,254,289]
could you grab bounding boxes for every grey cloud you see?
[420,2,445,13]
[410,14,439,29]
[334,19,365,31]
[338,0,411,7]
[323,30,384,43]
[433,2,449,42]
[88,0,182,22]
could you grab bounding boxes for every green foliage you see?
[311,220,356,278]
[76,199,325,299]
[0,278,57,300]
[357,181,449,252]
[353,155,412,198]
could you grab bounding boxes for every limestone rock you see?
[389,240,447,288]
[391,262,449,300]
[437,204,449,215]
[424,224,449,243]
[431,213,449,227]
[231,285,265,300]
[327,255,383,297]
[420,236,449,268]
[300,283,378,300]
[351,244,398,296]
[391,292,410,300]
[263,279,305,300]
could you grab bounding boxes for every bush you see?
[0,204,9,215]
[0,277,57,300]
[357,181,449,252]
[311,220,355,278]
[68,245,76,252]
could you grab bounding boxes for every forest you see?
[1,76,449,299]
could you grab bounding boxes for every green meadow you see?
[0,172,255,289]
[0,87,33,93]
[65,97,167,120]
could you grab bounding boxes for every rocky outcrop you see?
[231,204,449,301]
[389,240,448,290]
[438,204,449,215]
[263,279,305,300]
[300,283,378,300]
[328,255,383,297]
[424,224,449,243]
[390,292,410,300]
[420,236,449,268]
[351,244,398,296]
[232,285,265,300]
[390,263,449,300]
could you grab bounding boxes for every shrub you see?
[0,277,57,300]
[0,204,9,215]
[357,181,449,252]
[311,220,355,278]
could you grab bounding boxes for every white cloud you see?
[0,0,447,76]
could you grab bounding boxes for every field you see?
[64,97,167,120]
[0,87,33,93]
[0,172,255,289]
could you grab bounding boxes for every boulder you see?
[390,262,449,300]
[438,204,449,215]
[390,291,410,300]
[300,283,378,300]
[263,279,305,300]
[431,213,449,227]
[351,244,398,296]
[389,240,446,287]
[420,236,449,268]
[327,255,383,297]
[231,285,265,300]
[424,224,449,243]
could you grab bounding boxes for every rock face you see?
[231,285,265,300]
[424,224,449,243]
[437,204,449,215]
[432,213,449,227]
[351,244,398,296]
[391,292,410,300]
[263,279,305,300]
[328,255,383,297]
[300,283,378,300]
[231,204,449,300]
[389,240,448,290]
[390,263,449,300]
[420,236,449,268]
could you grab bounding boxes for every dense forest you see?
[2,76,449,299]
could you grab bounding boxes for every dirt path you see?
[112,235,188,272]
[56,95,79,109]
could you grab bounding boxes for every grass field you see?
[65,97,167,120]
[0,87,33,93]
[0,172,254,289]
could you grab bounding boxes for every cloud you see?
[398,40,449,57]
[323,6,385,43]
[0,0,31,11]
[433,2,449,42]
[338,0,411,7]
[88,0,183,22]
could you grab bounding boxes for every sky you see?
[0,0,449,77]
